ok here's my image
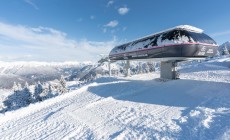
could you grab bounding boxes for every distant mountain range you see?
[0,61,91,89]
[0,60,158,89]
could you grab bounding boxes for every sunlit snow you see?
[0,56,229,139]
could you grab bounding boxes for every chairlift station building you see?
[108,25,218,79]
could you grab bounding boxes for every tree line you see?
[0,76,68,113]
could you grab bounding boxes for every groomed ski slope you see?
[0,57,230,140]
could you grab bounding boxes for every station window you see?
[161,30,181,41]
[149,35,159,46]
[188,31,217,44]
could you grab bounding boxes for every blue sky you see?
[0,0,230,62]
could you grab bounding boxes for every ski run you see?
[0,56,230,140]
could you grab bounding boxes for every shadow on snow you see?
[88,77,230,108]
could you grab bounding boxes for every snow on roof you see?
[150,25,204,37]
[117,25,204,47]
[175,25,203,33]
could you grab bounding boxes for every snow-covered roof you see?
[147,25,204,38]
[118,25,204,47]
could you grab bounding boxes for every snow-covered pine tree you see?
[58,75,68,94]
[143,63,150,73]
[39,83,48,101]
[12,82,18,92]
[60,75,66,87]
[47,83,55,98]
[32,81,43,102]
[138,62,143,74]
[0,95,6,113]
[19,82,32,106]
[147,62,155,72]
[222,44,230,55]
[17,83,22,91]
[216,50,220,56]
[8,82,21,109]
[3,82,29,110]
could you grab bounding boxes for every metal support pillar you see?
[160,61,178,79]
[125,60,130,77]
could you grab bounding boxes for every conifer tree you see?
[0,96,6,113]
[58,75,68,94]
[138,63,142,74]
[40,84,48,101]
[12,82,18,92]
[4,82,30,110]
[223,45,230,55]
[32,81,43,102]
[19,82,31,106]
[47,84,54,98]
[17,83,22,91]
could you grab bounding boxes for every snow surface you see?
[0,57,230,140]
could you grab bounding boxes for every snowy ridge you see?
[0,61,92,68]
[0,61,92,89]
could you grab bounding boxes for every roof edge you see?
[175,25,203,33]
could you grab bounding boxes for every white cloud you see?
[24,0,39,10]
[107,0,114,7]
[105,20,119,28]
[118,7,129,15]
[0,22,118,62]
[210,30,230,37]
